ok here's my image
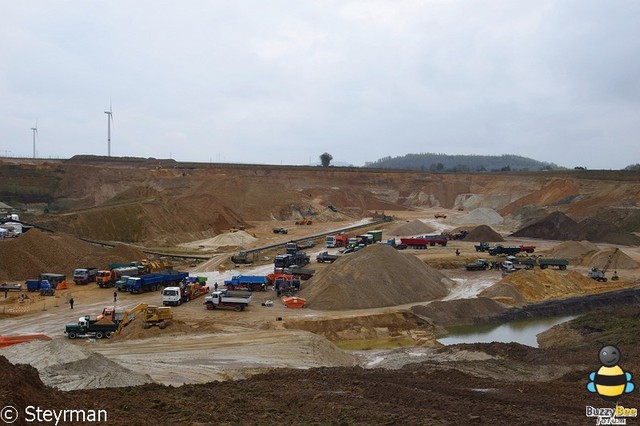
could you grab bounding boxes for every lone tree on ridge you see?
[320,152,333,167]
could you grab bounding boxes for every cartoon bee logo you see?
[587,344,635,402]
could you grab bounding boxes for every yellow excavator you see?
[97,303,173,334]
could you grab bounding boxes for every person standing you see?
[113,291,117,303]
[69,297,74,309]
[214,282,218,291]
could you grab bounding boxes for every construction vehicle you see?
[224,275,269,292]
[266,272,294,286]
[25,279,55,296]
[434,213,447,218]
[96,266,139,288]
[162,278,209,306]
[518,245,536,254]
[274,276,301,297]
[72,267,98,285]
[325,234,349,248]
[367,230,383,243]
[39,273,67,289]
[488,245,524,256]
[398,237,429,249]
[203,289,252,311]
[316,251,340,263]
[65,303,173,339]
[139,259,173,274]
[283,265,315,280]
[588,267,607,282]
[474,242,490,252]
[123,270,188,293]
[537,258,568,270]
[465,259,490,271]
[230,250,253,264]
[274,252,310,271]
[272,227,289,234]
[64,316,119,339]
[294,218,313,225]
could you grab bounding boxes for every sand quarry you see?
[1,207,640,393]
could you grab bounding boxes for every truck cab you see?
[162,286,184,306]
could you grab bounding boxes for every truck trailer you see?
[73,267,98,285]
[203,289,252,311]
[224,275,269,292]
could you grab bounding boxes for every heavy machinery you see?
[224,275,269,292]
[115,303,173,331]
[73,267,98,285]
[465,259,490,271]
[475,242,490,252]
[588,248,620,282]
[316,251,340,263]
[96,266,139,288]
[203,289,252,311]
[230,250,253,264]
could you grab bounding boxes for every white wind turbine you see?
[104,101,114,156]
[30,120,38,158]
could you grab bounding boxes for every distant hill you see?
[364,153,561,172]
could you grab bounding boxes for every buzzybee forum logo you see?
[585,344,638,425]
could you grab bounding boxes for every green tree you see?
[320,152,333,167]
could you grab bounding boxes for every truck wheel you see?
[540,265,548,269]
[95,331,104,339]
[68,331,77,339]
[159,321,167,329]
[234,305,242,312]
[240,305,246,311]
[206,303,215,310]
[560,265,567,270]
[143,322,150,329]
[105,332,113,339]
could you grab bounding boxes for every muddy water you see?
[438,315,576,348]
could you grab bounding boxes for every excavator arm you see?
[115,303,149,334]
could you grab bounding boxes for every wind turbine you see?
[104,101,113,156]
[30,120,38,158]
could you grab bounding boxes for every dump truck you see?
[488,245,523,256]
[39,273,67,289]
[72,267,98,285]
[398,237,429,249]
[518,245,536,254]
[325,234,349,248]
[224,275,269,292]
[162,278,209,306]
[203,289,252,311]
[474,242,490,252]
[96,266,139,288]
[506,256,568,270]
[316,251,340,263]
[274,276,301,297]
[366,230,383,243]
[274,253,310,271]
[272,227,289,234]
[283,265,315,280]
[423,234,449,246]
[465,259,490,271]
[25,279,55,296]
[64,316,118,339]
[124,271,188,293]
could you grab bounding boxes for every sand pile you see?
[0,229,147,281]
[388,219,435,236]
[114,317,195,341]
[411,298,507,327]
[541,240,599,261]
[582,248,640,270]
[464,225,505,242]
[512,211,640,245]
[0,337,152,390]
[454,208,503,226]
[478,270,627,306]
[181,230,257,249]
[0,355,61,409]
[299,244,451,310]
[44,352,153,390]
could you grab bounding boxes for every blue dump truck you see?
[25,279,55,296]
[224,275,269,292]
[123,270,188,294]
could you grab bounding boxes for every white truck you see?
[203,289,252,312]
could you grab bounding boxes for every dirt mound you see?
[541,240,599,261]
[114,317,196,341]
[0,229,148,281]
[512,211,640,245]
[388,219,435,236]
[180,230,257,249]
[45,352,153,390]
[479,269,627,306]
[411,297,508,327]
[454,208,503,226]
[464,225,505,242]
[299,244,451,310]
[582,248,640,270]
[0,355,61,409]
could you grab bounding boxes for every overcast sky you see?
[1,1,638,169]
